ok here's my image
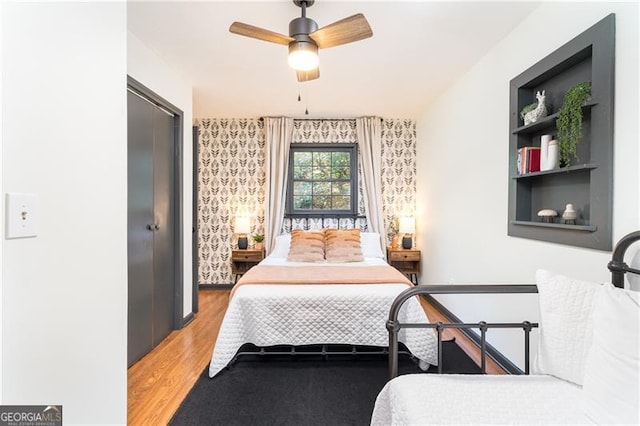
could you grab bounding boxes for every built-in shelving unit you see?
[508,14,614,251]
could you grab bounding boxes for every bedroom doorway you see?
[127,77,184,367]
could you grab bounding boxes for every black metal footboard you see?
[386,285,539,379]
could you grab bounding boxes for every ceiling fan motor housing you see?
[289,17,318,38]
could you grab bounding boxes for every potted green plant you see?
[252,233,264,251]
[520,102,537,123]
[556,81,591,167]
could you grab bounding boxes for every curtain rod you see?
[258,117,383,122]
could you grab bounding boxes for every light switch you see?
[5,193,38,239]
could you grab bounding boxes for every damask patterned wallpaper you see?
[195,118,416,284]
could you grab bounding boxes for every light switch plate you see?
[5,193,38,239]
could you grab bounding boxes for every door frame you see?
[192,125,199,313]
[127,75,184,330]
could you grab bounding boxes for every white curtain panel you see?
[356,116,386,252]
[264,117,294,254]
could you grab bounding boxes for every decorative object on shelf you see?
[540,134,551,170]
[235,215,250,249]
[398,216,415,249]
[520,102,537,123]
[557,81,591,166]
[252,233,264,251]
[562,204,578,225]
[517,146,541,175]
[545,139,559,171]
[522,90,548,125]
[537,209,558,223]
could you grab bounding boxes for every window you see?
[287,144,358,214]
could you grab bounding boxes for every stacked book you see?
[517,146,541,175]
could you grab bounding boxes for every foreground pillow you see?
[324,228,364,262]
[533,269,601,385]
[287,229,325,262]
[583,283,640,424]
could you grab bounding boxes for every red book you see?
[528,147,541,173]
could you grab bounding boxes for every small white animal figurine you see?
[524,90,547,125]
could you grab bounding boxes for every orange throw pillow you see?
[324,228,364,262]
[287,229,326,262]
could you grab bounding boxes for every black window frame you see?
[286,143,359,216]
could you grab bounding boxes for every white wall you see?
[127,32,194,319]
[2,3,127,424]
[0,1,4,402]
[416,2,639,368]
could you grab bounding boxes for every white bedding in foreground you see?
[371,374,590,425]
[209,258,437,377]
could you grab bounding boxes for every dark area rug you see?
[170,340,480,426]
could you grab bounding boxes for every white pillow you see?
[583,283,640,425]
[361,232,385,258]
[269,234,291,258]
[533,269,601,385]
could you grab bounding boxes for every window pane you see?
[331,166,350,180]
[312,166,331,180]
[288,145,357,214]
[332,196,350,210]
[313,181,331,195]
[332,181,350,195]
[293,181,312,195]
[294,151,312,166]
[293,196,312,210]
[293,166,312,180]
[312,196,331,210]
[331,152,350,167]
[313,152,331,166]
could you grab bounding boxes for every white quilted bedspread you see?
[371,374,591,425]
[209,281,438,377]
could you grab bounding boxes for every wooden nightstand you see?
[231,249,265,283]
[387,247,421,285]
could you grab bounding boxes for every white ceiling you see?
[127,1,541,119]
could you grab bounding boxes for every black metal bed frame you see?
[282,212,368,231]
[230,212,381,364]
[386,230,640,379]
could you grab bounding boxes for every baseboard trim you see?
[181,312,195,328]
[199,283,235,290]
[423,295,524,375]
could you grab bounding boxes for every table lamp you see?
[399,216,415,249]
[235,216,250,249]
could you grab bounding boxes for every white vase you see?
[540,134,552,170]
[546,140,559,170]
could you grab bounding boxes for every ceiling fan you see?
[229,0,373,82]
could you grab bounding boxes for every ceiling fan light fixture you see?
[288,41,319,71]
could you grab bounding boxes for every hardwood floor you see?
[127,290,229,425]
[127,288,505,424]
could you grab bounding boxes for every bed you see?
[371,231,640,425]
[208,231,438,378]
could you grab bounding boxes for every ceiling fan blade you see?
[229,22,294,46]
[297,67,320,82]
[310,14,373,49]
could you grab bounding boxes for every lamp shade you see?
[288,41,319,71]
[398,217,415,234]
[235,216,250,234]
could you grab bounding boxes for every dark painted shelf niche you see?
[508,14,614,251]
